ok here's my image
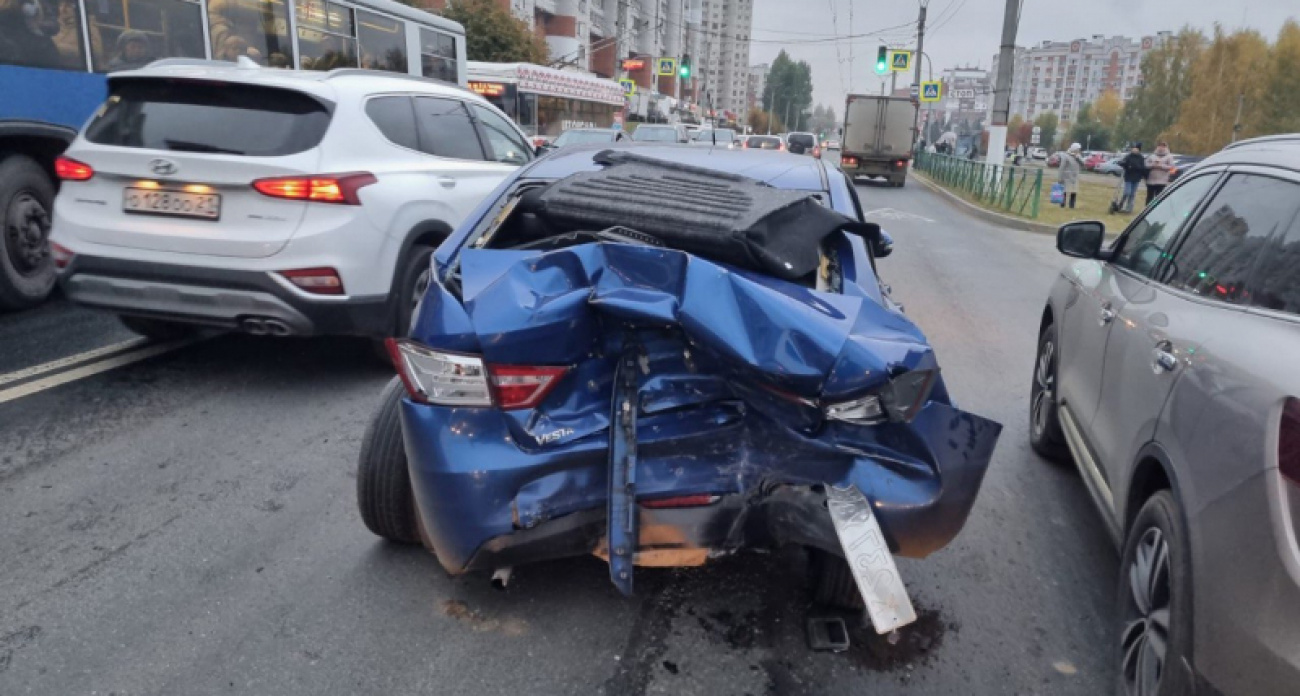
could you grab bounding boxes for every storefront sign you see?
[621,58,646,71]
[469,81,506,98]
[514,66,626,105]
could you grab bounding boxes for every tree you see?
[1067,103,1111,151]
[761,51,814,131]
[1118,28,1206,148]
[1114,28,1206,148]
[1093,90,1122,131]
[438,0,548,64]
[747,107,783,135]
[1033,112,1059,152]
[1261,20,1300,135]
[1168,26,1271,153]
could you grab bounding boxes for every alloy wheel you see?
[412,267,431,309]
[4,190,51,277]
[1120,527,1171,696]
[1031,338,1055,437]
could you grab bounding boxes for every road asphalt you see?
[0,178,1118,695]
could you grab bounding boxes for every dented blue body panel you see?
[399,147,1002,587]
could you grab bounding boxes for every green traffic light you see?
[680,65,690,78]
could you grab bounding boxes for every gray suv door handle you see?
[1099,305,1116,326]
[436,176,457,189]
[1152,343,1178,374]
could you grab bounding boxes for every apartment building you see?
[991,32,1170,126]
[425,0,753,122]
[746,63,768,112]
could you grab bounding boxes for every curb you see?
[910,171,1059,235]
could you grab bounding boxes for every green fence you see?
[913,152,1043,219]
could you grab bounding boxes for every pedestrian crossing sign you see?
[657,58,677,76]
[920,81,942,102]
[619,78,637,97]
[889,50,912,71]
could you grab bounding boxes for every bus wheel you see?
[0,155,57,311]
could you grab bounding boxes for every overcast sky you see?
[750,0,1298,113]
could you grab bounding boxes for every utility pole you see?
[986,0,1019,168]
[911,2,927,144]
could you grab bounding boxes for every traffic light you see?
[875,46,889,76]
[680,55,691,79]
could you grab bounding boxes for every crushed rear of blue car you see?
[356,146,1001,631]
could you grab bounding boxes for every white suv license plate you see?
[123,188,220,220]
[826,484,918,634]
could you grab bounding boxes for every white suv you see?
[49,60,533,340]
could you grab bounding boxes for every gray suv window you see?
[413,97,485,161]
[1243,182,1300,316]
[365,96,419,152]
[1163,174,1300,306]
[1112,174,1217,278]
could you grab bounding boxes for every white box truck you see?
[839,95,916,187]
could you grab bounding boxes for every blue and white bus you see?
[0,0,466,309]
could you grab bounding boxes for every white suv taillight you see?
[252,172,376,205]
[385,339,569,410]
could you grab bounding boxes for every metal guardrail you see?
[913,152,1043,219]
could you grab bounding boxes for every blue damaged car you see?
[356,145,1002,628]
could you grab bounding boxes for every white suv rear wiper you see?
[163,139,245,155]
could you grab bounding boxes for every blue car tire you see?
[356,377,421,544]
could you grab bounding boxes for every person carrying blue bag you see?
[1056,143,1084,209]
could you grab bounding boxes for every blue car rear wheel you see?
[356,377,421,544]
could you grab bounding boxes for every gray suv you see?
[1030,134,1300,696]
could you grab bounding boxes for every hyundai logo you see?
[149,158,178,176]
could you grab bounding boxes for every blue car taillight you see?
[386,339,492,407]
[823,369,938,425]
[386,339,569,410]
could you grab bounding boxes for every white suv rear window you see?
[85,79,333,157]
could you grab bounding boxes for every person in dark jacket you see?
[1118,143,1147,213]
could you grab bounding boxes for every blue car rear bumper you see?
[401,395,1000,575]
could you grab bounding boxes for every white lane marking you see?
[0,337,149,388]
[0,338,198,405]
[865,207,934,223]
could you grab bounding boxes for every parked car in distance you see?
[548,128,628,151]
[1096,157,1125,176]
[1084,152,1111,170]
[1030,134,1300,696]
[1030,147,1048,160]
[1168,154,1204,182]
[49,61,534,341]
[631,124,688,144]
[1047,152,1061,168]
[743,135,784,151]
[689,128,739,148]
[786,131,819,157]
[358,145,1002,621]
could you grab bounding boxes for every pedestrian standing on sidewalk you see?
[1118,143,1147,213]
[1145,141,1174,205]
[1058,143,1084,209]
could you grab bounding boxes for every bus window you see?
[207,0,292,67]
[356,9,404,73]
[296,0,357,71]
[418,28,456,83]
[0,0,87,70]
[87,0,205,72]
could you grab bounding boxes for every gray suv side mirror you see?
[1057,221,1105,258]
